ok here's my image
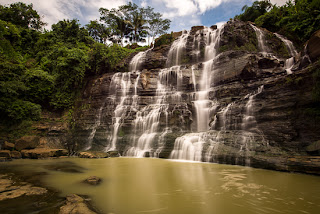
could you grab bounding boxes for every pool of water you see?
[3,158,320,214]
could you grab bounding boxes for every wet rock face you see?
[73,20,319,173]
[306,30,320,62]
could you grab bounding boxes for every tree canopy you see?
[99,2,171,45]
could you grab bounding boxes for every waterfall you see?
[108,72,133,151]
[169,134,205,161]
[275,33,298,74]
[125,32,190,157]
[194,26,223,132]
[170,26,225,161]
[93,23,269,163]
[274,33,298,57]
[250,24,269,55]
[85,107,103,151]
[239,85,264,165]
[105,50,148,152]
[166,30,190,67]
[242,85,263,132]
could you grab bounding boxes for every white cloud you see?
[269,0,287,6]
[140,0,147,8]
[194,0,224,14]
[158,0,234,18]
[0,0,128,28]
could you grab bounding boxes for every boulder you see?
[106,151,120,157]
[59,194,97,214]
[0,150,11,159]
[83,176,102,185]
[2,141,15,150]
[15,136,40,151]
[10,151,22,159]
[258,58,279,69]
[79,151,109,158]
[21,148,68,159]
[306,141,320,155]
[79,152,96,158]
[306,30,320,62]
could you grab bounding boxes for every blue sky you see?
[1,0,287,33]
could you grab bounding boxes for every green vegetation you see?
[0,2,170,127]
[99,2,170,46]
[235,0,320,46]
[154,33,175,48]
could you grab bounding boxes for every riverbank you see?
[1,147,320,175]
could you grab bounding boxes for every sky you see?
[0,0,288,33]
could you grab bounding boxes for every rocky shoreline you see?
[0,159,103,214]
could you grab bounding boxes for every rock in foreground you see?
[59,194,97,214]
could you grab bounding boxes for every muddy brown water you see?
[1,158,319,214]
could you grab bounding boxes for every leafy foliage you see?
[0,2,46,30]
[236,0,320,46]
[0,2,136,125]
[154,33,175,48]
[235,0,272,22]
[99,2,170,46]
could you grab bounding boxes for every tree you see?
[99,3,170,45]
[0,2,46,30]
[99,7,132,45]
[85,20,110,44]
[235,0,273,22]
[51,19,93,45]
[146,11,171,46]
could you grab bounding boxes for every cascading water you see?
[250,24,269,55]
[242,86,264,132]
[166,30,190,67]
[194,27,223,132]
[239,85,264,165]
[94,22,276,162]
[105,50,148,151]
[125,32,191,157]
[170,26,225,161]
[85,107,103,151]
[275,33,298,74]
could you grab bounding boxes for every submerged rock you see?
[83,176,102,185]
[45,161,86,173]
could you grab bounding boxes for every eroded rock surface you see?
[59,194,97,214]
[0,175,47,201]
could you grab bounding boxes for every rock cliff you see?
[72,20,320,174]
